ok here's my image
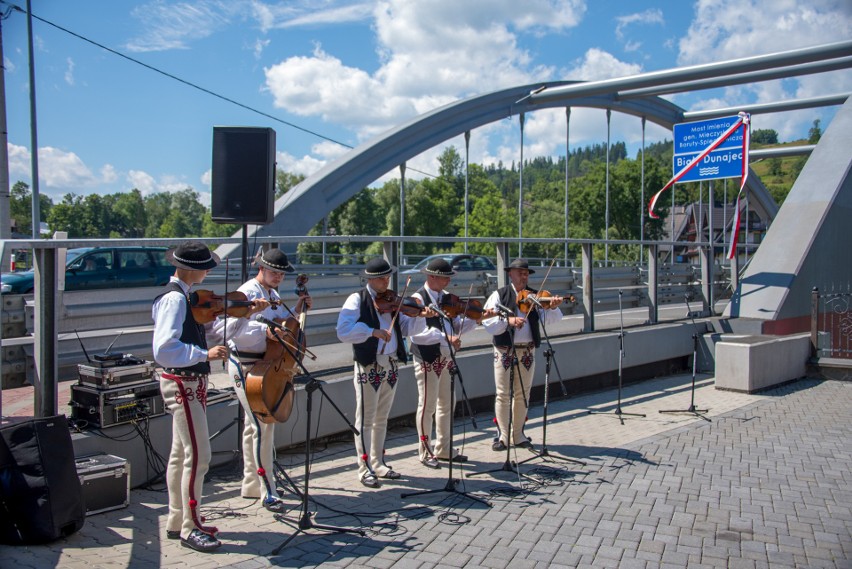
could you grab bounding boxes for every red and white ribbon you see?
[647,112,751,259]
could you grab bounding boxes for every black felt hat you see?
[422,258,456,276]
[166,242,220,271]
[361,258,396,278]
[256,248,295,273]
[504,258,535,274]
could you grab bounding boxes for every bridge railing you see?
[0,234,740,394]
[811,286,852,359]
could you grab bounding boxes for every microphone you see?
[495,303,516,317]
[429,304,451,320]
[254,314,286,331]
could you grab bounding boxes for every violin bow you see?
[532,256,559,307]
[378,275,411,355]
[456,282,476,333]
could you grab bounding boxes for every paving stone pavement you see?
[1,374,850,569]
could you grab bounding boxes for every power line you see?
[5,2,442,180]
[2,1,352,149]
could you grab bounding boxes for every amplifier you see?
[70,381,164,428]
[78,361,155,389]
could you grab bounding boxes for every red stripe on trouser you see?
[418,364,436,459]
[173,376,218,536]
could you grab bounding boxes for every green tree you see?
[46,194,84,237]
[752,129,779,145]
[112,189,147,237]
[10,181,52,236]
[276,171,306,198]
[808,119,822,144]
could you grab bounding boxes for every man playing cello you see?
[215,248,311,512]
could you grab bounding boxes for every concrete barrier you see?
[714,333,810,393]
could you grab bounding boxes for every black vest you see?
[409,286,443,364]
[154,282,211,374]
[492,285,541,349]
[351,289,408,366]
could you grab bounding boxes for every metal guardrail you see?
[0,261,729,387]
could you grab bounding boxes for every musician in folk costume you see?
[152,241,228,552]
[335,258,433,488]
[481,258,563,451]
[214,248,311,512]
[409,258,477,469]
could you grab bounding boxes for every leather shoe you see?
[180,529,221,553]
[438,454,468,463]
[515,440,533,449]
[360,474,380,488]
[422,457,441,469]
[492,440,507,452]
[381,469,402,480]
[263,497,286,513]
[166,530,180,540]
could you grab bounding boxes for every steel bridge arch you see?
[215,81,764,258]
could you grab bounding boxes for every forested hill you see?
[10,123,810,263]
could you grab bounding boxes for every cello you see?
[244,274,311,424]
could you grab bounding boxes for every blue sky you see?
[2,0,850,206]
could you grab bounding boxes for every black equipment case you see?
[75,454,130,515]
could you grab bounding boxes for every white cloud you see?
[676,1,852,139]
[615,9,664,41]
[678,0,852,65]
[263,0,585,138]
[64,58,75,86]
[562,48,643,81]
[126,0,237,52]
[253,37,270,59]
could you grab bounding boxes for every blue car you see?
[1,246,174,294]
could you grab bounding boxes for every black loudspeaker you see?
[211,126,276,225]
[0,416,86,544]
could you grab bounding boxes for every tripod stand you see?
[468,311,536,483]
[659,295,709,421]
[516,301,585,467]
[588,290,645,425]
[264,334,364,554]
[402,307,490,506]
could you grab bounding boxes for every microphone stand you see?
[468,307,537,483]
[402,306,490,507]
[587,290,645,425]
[265,330,365,554]
[516,297,585,467]
[659,295,710,421]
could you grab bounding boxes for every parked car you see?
[0,246,174,294]
[401,254,496,274]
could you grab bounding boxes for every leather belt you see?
[162,369,207,379]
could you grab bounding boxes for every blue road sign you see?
[673,115,744,183]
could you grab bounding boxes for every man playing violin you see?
[152,241,228,552]
[336,258,434,489]
[481,258,564,452]
[214,248,311,513]
[409,258,477,469]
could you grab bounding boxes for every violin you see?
[516,289,575,314]
[373,289,430,317]
[439,293,500,321]
[189,289,258,323]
